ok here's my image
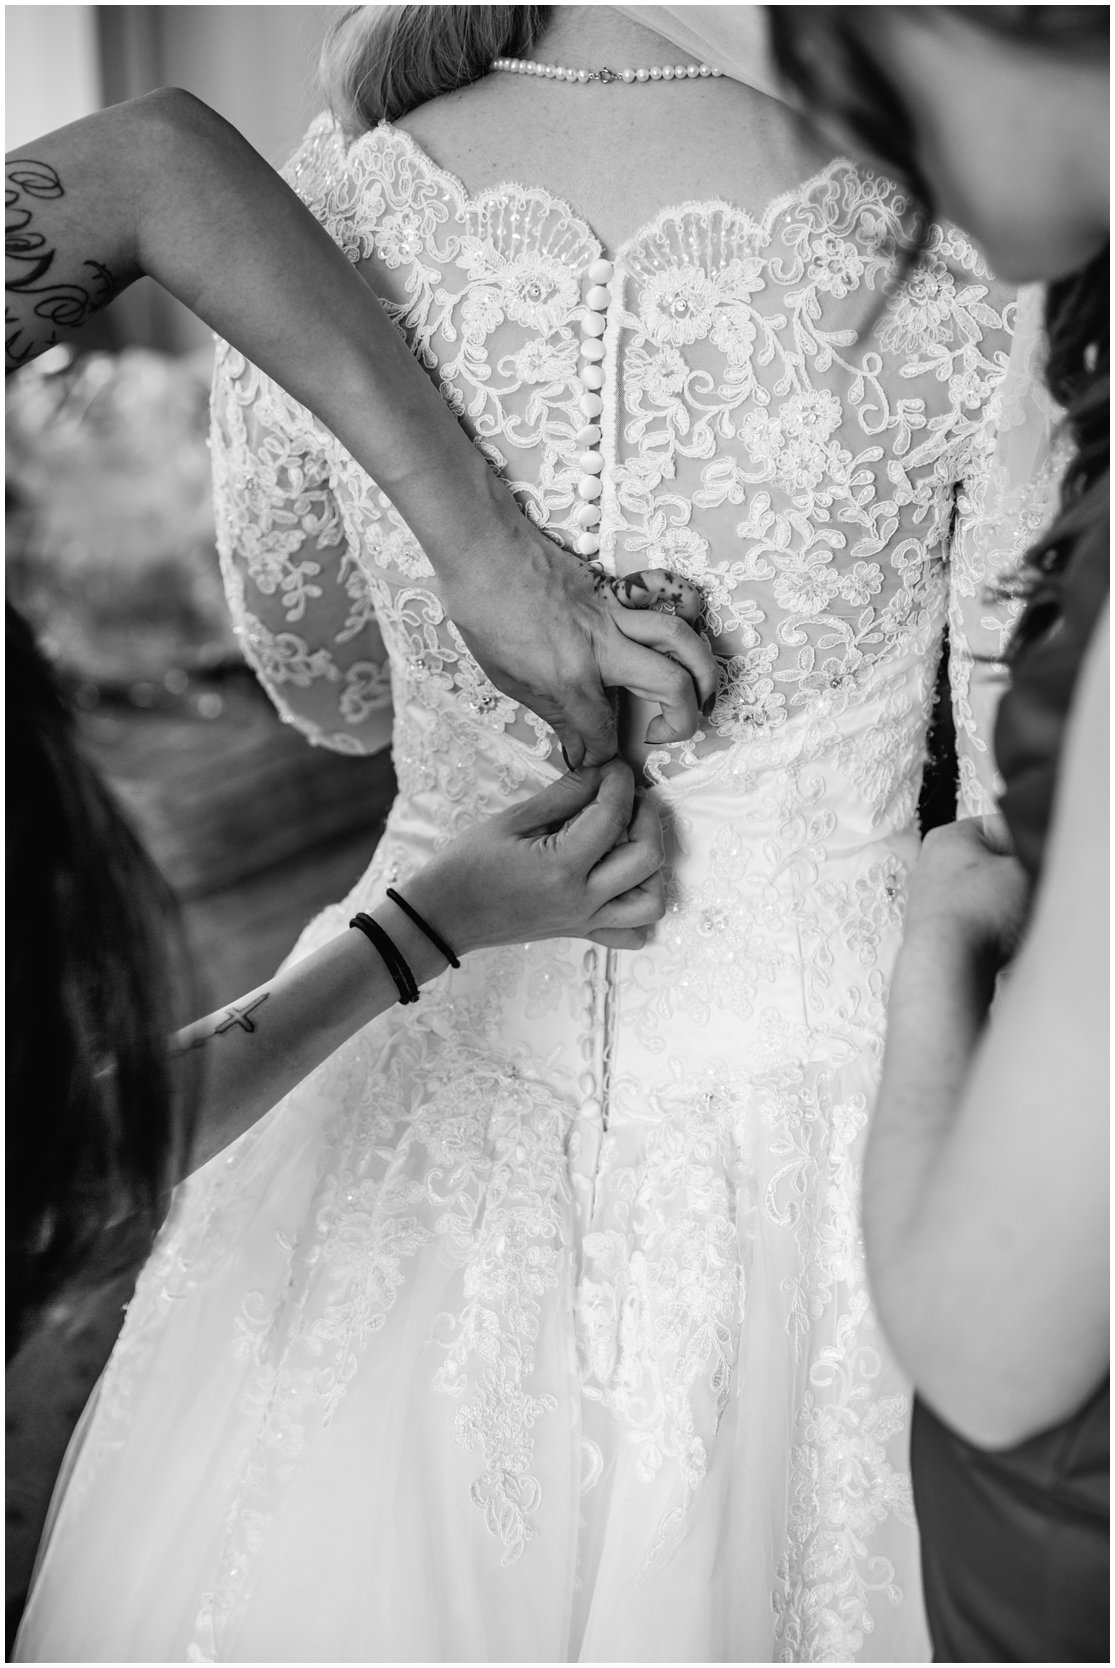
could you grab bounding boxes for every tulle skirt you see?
[17,774,931,1663]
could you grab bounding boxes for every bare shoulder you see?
[394,72,827,241]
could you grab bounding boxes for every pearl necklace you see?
[492,57,722,85]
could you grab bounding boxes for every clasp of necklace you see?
[587,67,621,85]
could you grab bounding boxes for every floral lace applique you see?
[577,1067,751,1563]
[773,1299,917,1663]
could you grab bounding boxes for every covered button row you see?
[573,257,614,557]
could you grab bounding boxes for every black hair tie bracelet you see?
[350,913,419,1004]
[386,888,461,969]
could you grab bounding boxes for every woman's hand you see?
[439,526,717,768]
[905,815,1032,979]
[402,760,666,955]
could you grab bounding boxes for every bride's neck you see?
[532,6,682,69]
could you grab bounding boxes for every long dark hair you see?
[768,7,1110,657]
[6,605,197,1353]
[322,4,552,135]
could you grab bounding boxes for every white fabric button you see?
[578,476,603,501]
[575,502,602,528]
[579,364,604,391]
[579,1096,603,1120]
[579,391,604,417]
[575,423,602,446]
[588,258,614,285]
[586,284,611,312]
[581,313,606,339]
[576,532,601,557]
[580,451,604,474]
[580,338,605,362]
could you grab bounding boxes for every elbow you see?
[865,1262,1075,1452]
[927,1388,1040,1452]
[923,1385,1101,1453]
[925,1356,1111,1452]
[135,86,207,125]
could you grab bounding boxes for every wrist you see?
[348,901,448,999]
[401,852,512,960]
[366,408,528,585]
[434,484,547,599]
[372,884,467,985]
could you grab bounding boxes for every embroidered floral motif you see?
[773,1300,917,1663]
[426,1069,573,1564]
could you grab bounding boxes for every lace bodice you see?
[213,116,1049,811]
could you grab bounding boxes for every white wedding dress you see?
[17,117,1053,1663]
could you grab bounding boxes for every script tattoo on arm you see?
[6,158,121,369]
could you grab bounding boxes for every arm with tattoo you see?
[6,90,715,764]
[173,761,665,1173]
[6,157,121,366]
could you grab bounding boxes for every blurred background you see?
[6,2,394,998]
[6,9,395,1638]
[7,4,333,351]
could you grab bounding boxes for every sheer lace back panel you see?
[213,116,1027,804]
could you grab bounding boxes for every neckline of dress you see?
[358,120,859,263]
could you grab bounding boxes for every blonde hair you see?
[321,5,552,137]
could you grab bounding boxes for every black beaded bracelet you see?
[386,888,461,969]
[349,913,419,1004]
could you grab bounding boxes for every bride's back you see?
[396,8,829,254]
[216,2,1017,793]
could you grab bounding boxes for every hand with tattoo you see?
[605,567,702,619]
[439,531,717,770]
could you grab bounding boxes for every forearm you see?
[869,919,1108,1445]
[864,927,996,1394]
[136,97,530,565]
[176,902,448,1177]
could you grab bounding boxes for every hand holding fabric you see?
[403,760,666,953]
[440,529,717,767]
